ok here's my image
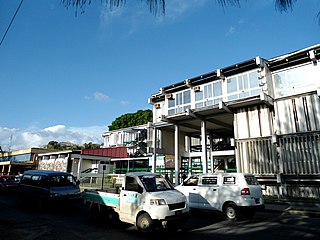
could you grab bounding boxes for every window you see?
[183,176,199,186]
[273,64,319,98]
[30,175,41,186]
[194,81,223,110]
[167,90,191,115]
[202,176,218,185]
[223,176,236,185]
[226,70,261,101]
[244,175,260,185]
[125,176,140,192]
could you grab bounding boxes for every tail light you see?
[241,188,250,195]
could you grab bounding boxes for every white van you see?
[175,173,264,220]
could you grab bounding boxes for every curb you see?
[263,202,320,218]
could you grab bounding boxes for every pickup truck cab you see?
[83,172,189,232]
[175,173,264,220]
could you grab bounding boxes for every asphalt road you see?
[1,192,320,240]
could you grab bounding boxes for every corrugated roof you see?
[81,147,128,158]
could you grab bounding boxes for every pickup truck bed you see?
[83,190,120,208]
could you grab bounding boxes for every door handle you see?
[213,189,217,191]
[123,194,127,196]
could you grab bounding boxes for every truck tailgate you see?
[83,190,120,207]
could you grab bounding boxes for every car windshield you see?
[139,175,174,192]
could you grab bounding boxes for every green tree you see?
[44,141,101,150]
[83,142,102,149]
[108,109,152,131]
[46,141,62,150]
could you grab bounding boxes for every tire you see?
[137,213,153,233]
[90,204,101,223]
[224,204,238,220]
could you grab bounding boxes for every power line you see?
[0,0,24,47]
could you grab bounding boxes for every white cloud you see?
[120,100,130,106]
[226,26,236,35]
[44,125,66,134]
[165,0,209,20]
[93,92,110,102]
[0,125,106,152]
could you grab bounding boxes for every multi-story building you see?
[148,44,320,198]
[102,125,159,173]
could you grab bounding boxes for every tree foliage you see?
[108,109,152,131]
[44,141,101,150]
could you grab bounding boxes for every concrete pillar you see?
[209,134,214,173]
[174,124,180,185]
[186,136,192,176]
[201,119,208,173]
[77,156,82,180]
[152,127,157,173]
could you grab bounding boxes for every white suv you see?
[175,173,264,220]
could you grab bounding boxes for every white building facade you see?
[148,44,320,198]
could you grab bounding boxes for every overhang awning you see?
[110,157,149,162]
[154,93,274,138]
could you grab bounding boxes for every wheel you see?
[137,213,153,233]
[90,204,101,223]
[224,204,238,220]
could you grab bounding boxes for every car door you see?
[198,175,220,210]
[176,176,199,208]
[119,176,142,223]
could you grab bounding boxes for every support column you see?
[186,136,192,176]
[201,119,208,173]
[174,124,180,185]
[152,127,157,173]
[209,134,214,173]
[77,156,82,180]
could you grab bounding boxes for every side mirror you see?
[76,180,80,185]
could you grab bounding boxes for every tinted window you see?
[20,175,32,185]
[125,176,140,191]
[223,176,236,185]
[202,177,218,185]
[245,175,260,185]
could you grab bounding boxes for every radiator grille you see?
[168,202,185,210]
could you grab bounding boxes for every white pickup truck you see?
[82,172,189,232]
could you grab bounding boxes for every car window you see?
[183,176,199,186]
[245,175,260,185]
[202,176,218,185]
[223,176,236,185]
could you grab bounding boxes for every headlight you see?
[150,199,167,205]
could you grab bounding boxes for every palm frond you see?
[61,0,165,16]
[275,0,297,12]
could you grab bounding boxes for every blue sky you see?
[0,0,319,151]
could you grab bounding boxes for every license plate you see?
[175,210,182,215]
